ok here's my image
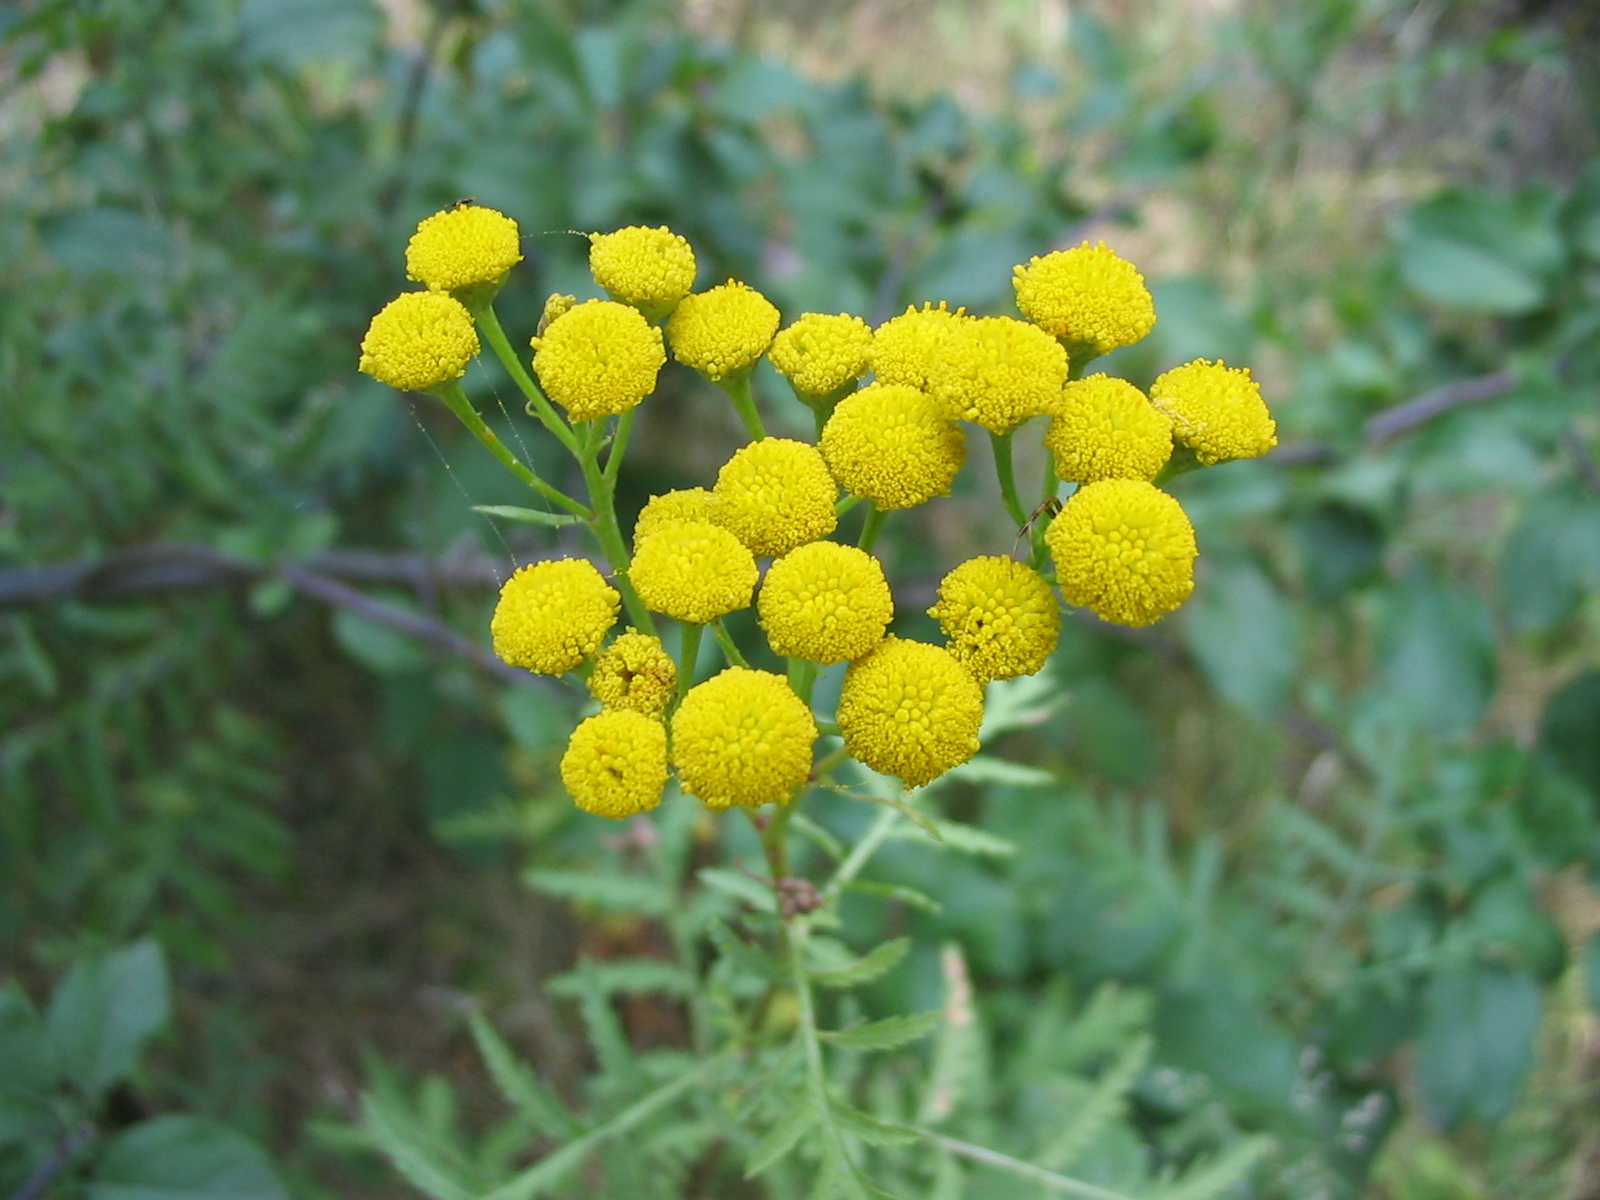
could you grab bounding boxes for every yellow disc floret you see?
[926,315,1070,433]
[710,439,838,557]
[630,520,758,624]
[837,637,984,789]
[758,542,894,664]
[670,668,817,809]
[667,281,780,382]
[633,488,714,547]
[928,556,1059,683]
[588,226,697,320]
[1046,374,1173,483]
[1148,359,1277,466]
[1046,479,1197,627]
[358,292,479,393]
[491,558,620,674]
[1013,242,1157,356]
[560,710,668,819]
[868,302,965,390]
[588,630,677,717]
[768,313,873,399]
[820,383,965,511]
[405,204,523,294]
[531,299,666,422]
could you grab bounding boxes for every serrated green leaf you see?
[829,1100,920,1146]
[1151,1134,1274,1200]
[1037,1033,1151,1172]
[842,880,943,914]
[709,919,784,983]
[745,1100,819,1177]
[791,813,844,860]
[811,938,911,989]
[698,867,777,912]
[361,1092,476,1200]
[524,870,673,915]
[894,821,1017,858]
[467,1012,581,1138]
[472,505,582,527]
[822,1010,941,1052]
[943,756,1054,786]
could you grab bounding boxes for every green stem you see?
[811,744,849,781]
[575,438,657,637]
[914,1130,1147,1200]
[787,658,818,706]
[857,505,887,553]
[785,919,863,1189]
[709,618,749,668]
[433,383,589,517]
[719,375,766,440]
[760,802,795,881]
[835,494,862,519]
[990,429,1030,530]
[676,622,703,702]
[823,801,900,901]
[603,408,635,486]
[478,303,579,454]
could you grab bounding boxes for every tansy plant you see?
[357,205,1278,1198]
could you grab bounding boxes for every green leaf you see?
[332,607,428,675]
[360,1093,475,1200]
[1415,963,1541,1126]
[545,959,694,998]
[90,1116,288,1200]
[524,870,673,915]
[1395,187,1564,315]
[894,820,1017,858]
[821,1011,941,1052]
[828,1100,919,1147]
[708,920,784,983]
[697,867,777,913]
[942,756,1053,787]
[1297,503,1383,602]
[1182,557,1298,717]
[1585,931,1600,1016]
[1537,668,1600,805]
[1036,1033,1151,1172]
[1373,570,1496,737]
[1151,1135,1274,1200]
[0,984,57,1148]
[47,939,169,1099]
[811,938,911,989]
[238,0,383,68]
[842,880,943,915]
[1499,492,1600,633]
[745,1100,818,1177]
[472,505,582,528]
[466,1012,580,1138]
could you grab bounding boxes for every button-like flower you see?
[629,521,758,624]
[837,637,984,788]
[1013,241,1156,356]
[491,559,619,674]
[561,710,668,818]
[759,542,894,664]
[588,630,677,717]
[710,439,838,557]
[1046,479,1197,627]
[589,226,697,321]
[769,313,872,400]
[359,292,479,393]
[926,315,1069,433]
[819,382,965,510]
[1149,359,1277,465]
[405,204,523,295]
[929,556,1059,683]
[1046,374,1173,483]
[671,668,817,808]
[633,488,714,548]
[667,281,780,382]
[531,299,665,422]
[868,302,965,390]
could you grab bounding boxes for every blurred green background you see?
[3,0,1600,1196]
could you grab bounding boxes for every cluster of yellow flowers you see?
[358,204,1277,822]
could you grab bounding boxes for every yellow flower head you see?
[929,556,1060,683]
[1012,241,1156,356]
[538,292,576,334]
[768,313,873,399]
[1046,479,1197,627]
[358,291,479,393]
[560,709,668,819]
[926,315,1070,433]
[868,302,965,390]
[588,226,697,320]
[588,629,677,717]
[531,299,665,422]
[759,541,894,664]
[491,558,620,674]
[633,487,714,547]
[1148,359,1277,465]
[667,281,780,382]
[837,637,984,789]
[630,520,758,624]
[670,667,817,809]
[710,438,838,557]
[1046,374,1173,483]
[405,204,523,295]
[820,383,965,511]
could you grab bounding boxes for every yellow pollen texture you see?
[837,637,984,789]
[929,556,1060,683]
[1012,241,1157,356]
[758,541,894,664]
[710,439,838,557]
[531,299,665,422]
[1149,359,1278,466]
[868,302,965,390]
[588,630,677,717]
[819,383,965,510]
[588,226,697,318]
[358,291,479,393]
[667,281,780,381]
[491,558,620,674]
[629,520,758,624]
[671,668,817,808]
[1045,479,1197,627]
[633,488,714,547]
[405,204,523,294]
[560,709,668,819]
[1046,374,1173,483]
[768,312,873,397]
[927,315,1070,433]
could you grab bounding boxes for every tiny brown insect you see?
[454,196,477,208]
[1013,495,1063,559]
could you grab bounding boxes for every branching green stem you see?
[603,408,634,486]
[709,618,748,667]
[478,303,579,454]
[786,919,865,1196]
[990,429,1030,530]
[720,376,766,440]
[433,383,588,517]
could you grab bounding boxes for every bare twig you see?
[8,1120,95,1200]
[1362,369,1516,445]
